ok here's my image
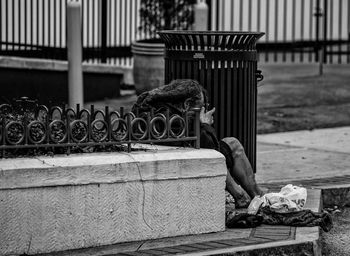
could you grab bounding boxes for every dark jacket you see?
[200,123,219,150]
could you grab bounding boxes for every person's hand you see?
[200,107,215,125]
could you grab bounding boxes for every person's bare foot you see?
[234,191,251,208]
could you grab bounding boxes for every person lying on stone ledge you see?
[132,79,263,208]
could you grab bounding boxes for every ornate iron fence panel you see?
[0,98,201,157]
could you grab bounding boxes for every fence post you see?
[194,107,201,149]
[206,0,212,30]
[67,1,83,107]
[319,48,324,75]
[315,0,324,75]
[101,0,107,63]
[193,1,209,31]
[323,0,328,64]
[315,0,321,62]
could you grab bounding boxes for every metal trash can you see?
[158,31,264,171]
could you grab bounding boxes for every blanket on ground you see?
[226,207,333,232]
[259,207,333,232]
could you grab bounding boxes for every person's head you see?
[179,80,209,111]
[133,79,209,114]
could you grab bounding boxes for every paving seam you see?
[258,141,350,155]
[118,226,299,256]
[260,175,350,188]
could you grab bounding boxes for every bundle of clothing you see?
[226,208,333,232]
[226,184,333,232]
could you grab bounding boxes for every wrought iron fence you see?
[0,98,201,157]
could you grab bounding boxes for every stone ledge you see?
[0,148,226,189]
[0,56,125,74]
[0,148,227,255]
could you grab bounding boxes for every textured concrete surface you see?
[256,126,350,184]
[258,126,350,154]
[38,189,321,256]
[0,149,227,255]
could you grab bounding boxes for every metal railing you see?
[0,0,194,66]
[0,98,201,157]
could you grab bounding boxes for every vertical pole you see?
[105,106,111,141]
[194,107,200,149]
[274,0,278,62]
[207,0,212,30]
[265,0,270,62]
[67,1,84,108]
[319,47,323,75]
[215,0,219,30]
[127,114,132,152]
[283,0,287,62]
[315,0,320,62]
[2,119,5,158]
[348,0,350,64]
[309,0,313,62]
[101,0,107,63]
[315,0,323,74]
[323,0,328,63]
[193,1,209,31]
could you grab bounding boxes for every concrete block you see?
[0,148,227,255]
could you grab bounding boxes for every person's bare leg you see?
[225,170,251,208]
[232,153,263,198]
[221,138,263,199]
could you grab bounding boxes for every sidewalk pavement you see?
[256,126,350,188]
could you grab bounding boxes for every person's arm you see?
[199,107,219,150]
[200,123,219,150]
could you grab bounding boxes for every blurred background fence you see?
[209,0,350,64]
[0,0,349,66]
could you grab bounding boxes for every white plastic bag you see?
[261,184,307,213]
[247,196,264,215]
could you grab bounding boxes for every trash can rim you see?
[158,30,265,37]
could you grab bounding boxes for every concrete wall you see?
[0,148,227,255]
